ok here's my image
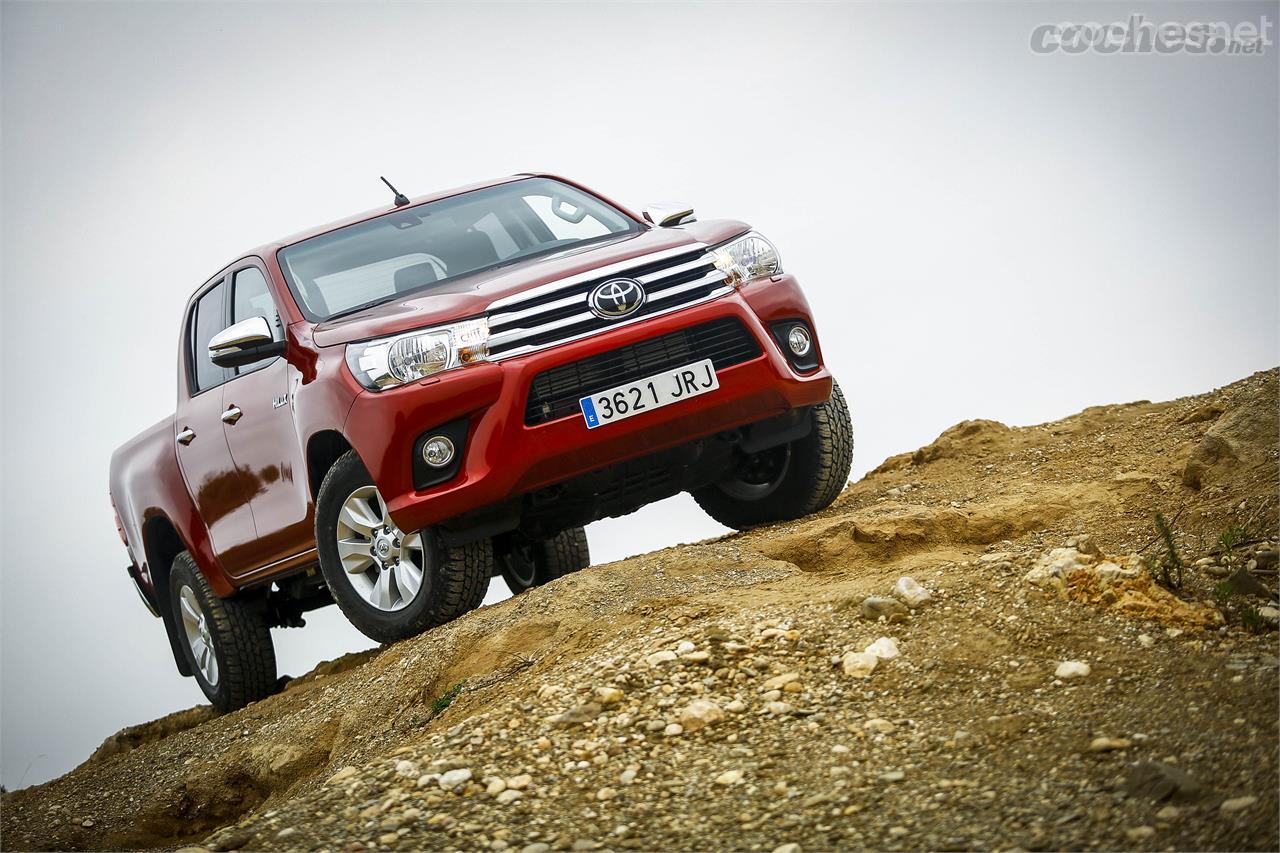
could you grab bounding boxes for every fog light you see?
[787,325,812,357]
[421,435,455,468]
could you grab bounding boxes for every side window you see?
[190,280,228,393]
[231,267,282,376]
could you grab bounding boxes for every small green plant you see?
[429,681,464,717]
[1241,607,1265,633]
[1212,581,1234,608]
[1148,512,1185,590]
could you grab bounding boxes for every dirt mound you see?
[3,370,1276,853]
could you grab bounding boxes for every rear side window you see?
[230,267,283,376]
[190,281,228,393]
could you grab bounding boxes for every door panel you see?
[220,265,314,576]
[176,279,257,560]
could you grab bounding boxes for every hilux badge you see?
[589,278,646,319]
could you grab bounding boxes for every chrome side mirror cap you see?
[642,203,696,227]
[209,316,284,368]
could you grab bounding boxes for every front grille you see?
[487,243,732,360]
[524,317,762,425]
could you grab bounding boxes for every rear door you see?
[174,278,258,561]
[219,263,314,575]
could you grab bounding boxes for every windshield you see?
[277,178,641,321]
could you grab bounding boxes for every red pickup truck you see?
[109,174,852,711]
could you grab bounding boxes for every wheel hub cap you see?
[178,585,219,688]
[335,485,426,612]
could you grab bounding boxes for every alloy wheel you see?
[335,485,425,612]
[178,585,219,687]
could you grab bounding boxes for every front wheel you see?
[692,381,853,529]
[169,552,277,713]
[316,450,492,644]
[496,527,590,595]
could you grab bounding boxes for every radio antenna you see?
[380,176,410,207]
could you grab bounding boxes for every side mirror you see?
[209,316,285,368]
[642,203,696,227]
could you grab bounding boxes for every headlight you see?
[710,231,782,286]
[346,318,489,390]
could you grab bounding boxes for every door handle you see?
[221,405,244,425]
[176,427,196,445]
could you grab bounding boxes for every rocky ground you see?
[3,370,1277,853]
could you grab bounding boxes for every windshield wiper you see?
[324,297,397,322]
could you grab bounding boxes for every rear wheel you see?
[316,450,491,644]
[169,552,277,713]
[693,381,853,529]
[497,527,590,595]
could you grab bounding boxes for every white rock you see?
[864,718,895,734]
[1125,826,1155,841]
[438,768,473,789]
[725,700,747,713]
[765,701,795,715]
[485,777,507,795]
[506,774,533,790]
[1138,634,1155,648]
[841,651,879,678]
[663,723,684,737]
[714,769,743,785]
[679,699,725,732]
[1025,547,1088,588]
[645,650,677,666]
[892,576,932,608]
[593,686,624,706]
[1088,737,1130,752]
[1259,607,1280,628]
[676,640,696,655]
[1055,660,1091,680]
[772,845,802,853]
[864,637,900,660]
[495,789,522,805]
[395,759,418,778]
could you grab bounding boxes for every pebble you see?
[521,844,551,853]
[379,832,400,845]
[496,789,523,805]
[864,718,895,734]
[772,845,802,853]
[324,766,358,786]
[438,768,472,789]
[763,672,800,691]
[725,700,747,713]
[1155,806,1180,820]
[1125,826,1155,841]
[485,777,508,795]
[1089,737,1131,752]
[765,701,795,715]
[714,769,744,785]
[1220,795,1257,814]
[1055,661,1091,679]
[593,687,624,706]
[860,596,909,622]
[878,770,906,783]
[395,759,418,778]
[1138,634,1155,648]
[663,723,684,737]
[864,637,900,660]
[679,699,725,732]
[507,774,533,790]
[645,650,677,666]
[841,651,878,678]
[596,787,617,800]
[277,828,297,839]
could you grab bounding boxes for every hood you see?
[311,219,748,347]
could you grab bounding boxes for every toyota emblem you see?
[588,278,646,319]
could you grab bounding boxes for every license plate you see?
[580,358,719,429]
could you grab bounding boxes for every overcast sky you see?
[2,1,1276,790]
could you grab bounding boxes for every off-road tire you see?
[316,450,492,644]
[498,527,591,595]
[169,552,277,713]
[693,381,854,529]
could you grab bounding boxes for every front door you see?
[219,264,314,576]
[174,277,258,560]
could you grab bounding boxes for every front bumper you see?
[342,274,832,533]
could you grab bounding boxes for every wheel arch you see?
[140,514,196,678]
[306,430,354,500]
